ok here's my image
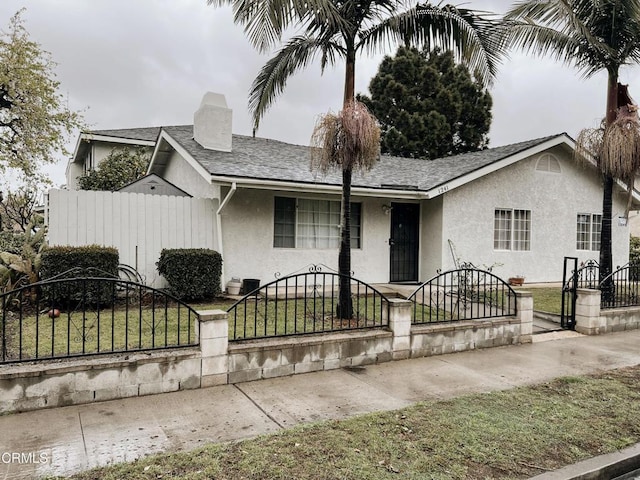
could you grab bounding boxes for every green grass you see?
[225,294,386,340]
[516,287,562,315]
[59,365,640,480]
[409,287,514,323]
[1,294,387,360]
[2,301,200,360]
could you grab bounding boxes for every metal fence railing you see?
[600,264,640,309]
[1,276,198,364]
[227,269,390,341]
[408,268,517,324]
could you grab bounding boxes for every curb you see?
[530,443,640,480]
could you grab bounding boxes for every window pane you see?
[494,209,511,250]
[591,214,602,251]
[297,198,341,249]
[275,198,362,250]
[351,203,361,249]
[274,197,296,248]
[513,210,531,251]
[576,213,591,250]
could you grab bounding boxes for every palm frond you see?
[207,0,346,52]
[249,36,342,130]
[505,0,640,77]
[575,123,604,169]
[601,107,640,178]
[310,101,381,173]
[358,3,505,87]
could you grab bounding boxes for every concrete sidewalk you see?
[2,329,640,479]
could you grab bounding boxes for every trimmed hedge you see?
[39,245,119,305]
[40,245,119,280]
[157,248,222,301]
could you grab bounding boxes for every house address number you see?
[437,185,449,194]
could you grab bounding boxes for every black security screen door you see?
[390,203,420,282]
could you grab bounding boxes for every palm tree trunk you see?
[600,73,618,302]
[600,174,614,301]
[337,42,356,319]
[337,167,353,318]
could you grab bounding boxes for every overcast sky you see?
[2,0,638,188]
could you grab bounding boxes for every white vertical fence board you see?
[46,189,217,286]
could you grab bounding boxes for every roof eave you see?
[209,175,427,199]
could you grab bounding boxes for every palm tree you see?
[209,0,505,317]
[505,0,640,291]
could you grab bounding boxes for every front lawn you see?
[516,286,562,314]
[61,365,640,480]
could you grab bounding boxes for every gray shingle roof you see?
[162,125,566,192]
[89,126,164,142]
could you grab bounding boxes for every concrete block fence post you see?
[574,288,603,335]
[385,298,413,360]
[515,291,533,343]
[197,309,230,387]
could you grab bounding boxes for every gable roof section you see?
[117,173,192,197]
[86,126,163,143]
[70,126,168,166]
[152,125,571,198]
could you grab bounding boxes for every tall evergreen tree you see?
[359,47,492,159]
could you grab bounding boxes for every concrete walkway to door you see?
[1,328,639,479]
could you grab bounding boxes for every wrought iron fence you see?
[561,258,599,329]
[408,268,517,324]
[227,268,390,341]
[1,276,198,364]
[600,264,640,309]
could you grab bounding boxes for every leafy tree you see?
[358,47,492,159]
[0,187,42,233]
[209,0,505,317]
[506,0,640,293]
[0,9,84,182]
[77,147,151,191]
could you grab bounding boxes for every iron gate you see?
[560,257,599,330]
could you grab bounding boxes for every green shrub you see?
[0,231,27,254]
[156,248,222,301]
[39,245,119,305]
[0,226,47,295]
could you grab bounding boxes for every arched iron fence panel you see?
[227,270,390,341]
[408,268,517,324]
[561,259,599,329]
[599,263,640,309]
[1,276,198,364]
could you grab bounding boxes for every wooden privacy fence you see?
[46,189,218,287]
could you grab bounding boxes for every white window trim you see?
[576,213,602,251]
[494,208,531,251]
[274,196,362,250]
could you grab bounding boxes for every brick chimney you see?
[193,92,232,152]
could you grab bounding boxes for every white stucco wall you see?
[420,196,443,280]
[158,150,215,199]
[438,147,629,283]
[219,189,392,286]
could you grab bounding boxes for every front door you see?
[390,203,420,283]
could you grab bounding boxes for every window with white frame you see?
[274,197,362,249]
[577,213,602,251]
[494,209,531,251]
